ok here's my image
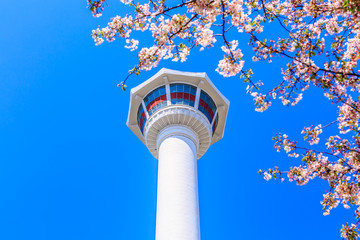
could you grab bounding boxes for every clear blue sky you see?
[0,1,352,239]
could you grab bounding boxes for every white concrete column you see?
[194,80,204,109]
[156,126,200,240]
[165,84,171,106]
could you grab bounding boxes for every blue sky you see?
[0,0,352,239]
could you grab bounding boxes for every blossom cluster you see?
[262,124,360,239]
[301,124,323,145]
[216,40,245,77]
[87,0,106,18]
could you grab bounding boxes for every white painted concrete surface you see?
[156,126,200,240]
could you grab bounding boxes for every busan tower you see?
[126,68,229,240]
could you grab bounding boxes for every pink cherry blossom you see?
[88,0,360,238]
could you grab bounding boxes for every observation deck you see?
[126,68,230,159]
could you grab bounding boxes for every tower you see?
[126,68,229,240]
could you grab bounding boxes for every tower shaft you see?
[156,126,200,240]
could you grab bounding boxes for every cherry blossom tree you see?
[87,0,360,238]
